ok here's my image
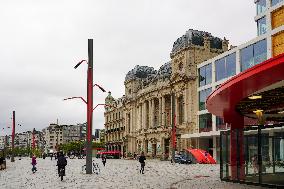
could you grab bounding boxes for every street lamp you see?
[64,39,106,174]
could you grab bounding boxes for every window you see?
[199,113,212,132]
[254,39,267,64]
[257,17,267,36]
[272,0,283,6]
[256,0,266,15]
[241,39,267,71]
[215,53,236,81]
[199,88,212,111]
[198,64,212,87]
[216,116,226,130]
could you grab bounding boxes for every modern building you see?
[181,0,284,163]
[104,31,229,158]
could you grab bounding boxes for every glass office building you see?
[182,0,284,168]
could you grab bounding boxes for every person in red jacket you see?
[31,155,37,173]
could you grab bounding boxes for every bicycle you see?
[81,160,100,174]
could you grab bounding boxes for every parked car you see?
[174,155,192,164]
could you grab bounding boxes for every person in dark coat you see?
[57,152,67,176]
[102,155,106,166]
[139,151,146,174]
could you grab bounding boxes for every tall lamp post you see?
[65,39,106,174]
[11,111,16,162]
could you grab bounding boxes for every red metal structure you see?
[186,148,216,164]
[32,128,35,150]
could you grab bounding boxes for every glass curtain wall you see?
[257,17,267,36]
[199,88,212,111]
[272,0,284,6]
[256,0,266,15]
[199,64,212,87]
[215,53,236,81]
[241,39,267,71]
[220,125,284,187]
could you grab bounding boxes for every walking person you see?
[102,155,106,166]
[31,155,37,173]
[139,151,146,174]
[57,152,67,176]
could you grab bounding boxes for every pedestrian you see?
[57,152,67,176]
[31,155,37,173]
[133,152,137,160]
[102,155,106,166]
[50,153,53,160]
[139,151,146,174]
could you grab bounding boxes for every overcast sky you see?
[0,0,256,135]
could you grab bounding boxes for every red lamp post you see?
[11,111,15,162]
[64,39,107,174]
[32,128,36,150]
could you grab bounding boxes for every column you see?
[152,99,155,128]
[269,131,274,164]
[159,97,162,127]
[161,137,165,159]
[149,99,153,128]
[140,104,143,130]
[161,96,165,127]
[175,96,178,123]
[229,114,244,181]
[213,136,217,162]
[183,89,188,123]
[144,101,147,129]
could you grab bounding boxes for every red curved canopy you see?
[206,53,284,125]
[186,148,216,164]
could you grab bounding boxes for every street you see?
[0,157,264,189]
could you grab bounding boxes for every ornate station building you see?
[104,29,229,158]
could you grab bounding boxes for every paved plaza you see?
[0,158,265,189]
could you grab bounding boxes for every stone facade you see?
[104,92,126,152]
[104,29,228,158]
